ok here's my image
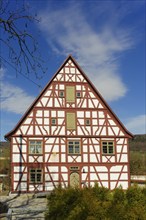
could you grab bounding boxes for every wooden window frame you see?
[102,141,114,155]
[85,118,91,126]
[70,166,79,171]
[29,168,42,183]
[76,91,82,98]
[59,91,64,98]
[68,140,81,154]
[51,118,56,125]
[29,140,42,154]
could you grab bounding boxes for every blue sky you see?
[0,0,146,141]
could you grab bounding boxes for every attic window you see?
[59,91,64,98]
[76,92,81,98]
[51,118,56,125]
[85,119,91,126]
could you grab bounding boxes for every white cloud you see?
[39,3,133,101]
[125,115,146,134]
[1,68,35,114]
[0,67,5,79]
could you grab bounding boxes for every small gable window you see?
[102,141,114,154]
[30,168,42,183]
[76,92,81,98]
[59,91,64,98]
[85,119,91,126]
[29,140,42,154]
[51,118,56,125]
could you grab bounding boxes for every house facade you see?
[5,55,133,193]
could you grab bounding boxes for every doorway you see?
[70,172,80,187]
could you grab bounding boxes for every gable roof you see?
[5,55,133,140]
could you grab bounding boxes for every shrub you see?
[45,184,146,220]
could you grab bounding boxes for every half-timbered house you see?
[5,55,133,193]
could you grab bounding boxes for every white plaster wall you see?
[61,154,66,162]
[83,154,88,162]
[49,166,58,172]
[14,173,20,181]
[61,166,68,172]
[90,154,98,162]
[110,166,123,172]
[62,174,68,181]
[98,173,108,180]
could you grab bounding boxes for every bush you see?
[45,184,146,220]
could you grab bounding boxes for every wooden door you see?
[70,172,80,187]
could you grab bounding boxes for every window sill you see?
[102,153,115,156]
[29,153,43,155]
[68,153,81,156]
[30,182,42,184]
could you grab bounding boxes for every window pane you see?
[109,146,114,154]
[30,145,35,153]
[69,146,73,153]
[52,119,56,125]
[59,91,64,97]
[37,173,41,182]
[103,146,107,153]
[86,119,90,125]
[30,173,35,182]
[36,145,42,153]
[75,146,79,153]
[76,92,81,97]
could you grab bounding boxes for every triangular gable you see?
[5,55,133,139]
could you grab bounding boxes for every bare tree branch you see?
[0,0,48,79]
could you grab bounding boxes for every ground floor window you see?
[29,168,42,183]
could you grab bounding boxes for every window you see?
[85,119,91,126]
[76,92,81,98]
[30,168,42,183]
[29,141,42,154]
[51,118,56,125]
[67,113,76,129]
[68,141,80,154]
[59,91,64,97]
[70,166,79,170]
[66,86,75,102]
[102,141,114,154]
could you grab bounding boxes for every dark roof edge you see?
[5,55,133,140]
